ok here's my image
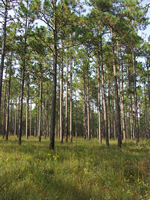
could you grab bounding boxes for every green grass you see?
[0,136,150,200]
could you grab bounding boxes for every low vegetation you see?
[0,136,150,200]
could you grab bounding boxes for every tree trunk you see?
[83,73,87,139]
[108,79,111,139]
[132,51,139,145]
[70,59,73,142]
[75,91,78,138]
[14,98,17,136]
[86,63,90,140]
[3,71,7,139]
[38,69,42,142]
[100,38,109,147]
[97,50,102,144]
[147,63,150,136]
[0,0,8,110]
[128,65,134,140]
[19,16,28,145]
[49,5,57,149]
[26,74,29,139]
[65,53,68,142]
[121,63,126,142]
[60,41,64,143]
[30,104,32,136]
[6,56,12,140]
[111,28,122,148]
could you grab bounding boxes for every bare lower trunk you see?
[108,79,111,139]
[83,73,87,139]
[75,91,78,138]
[60,43,64,143]
[30,104,32,136]
[65,54,68,142]
[49,11,57,149]
[0,0,8,110]
[6,61,12,140]
[111,28,121,149]
[14,99,17,136]
[100,39,109,147]
[3,72,7,139]
[70,59,73,142]
[86,64,90,140]
[132,51,139,145]
[26,74,29,139]
[38,70,42,142]
[128,65,133,140]
[97,50,102,143]
[121,63,126,142]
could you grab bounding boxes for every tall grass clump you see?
[0,136,150,200]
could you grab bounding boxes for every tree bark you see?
[100,38,109,147]
[132,51,139,145]
[65,53,68,142]
[86,63,90,140]
[121,63,126,142]
[3,70,7,139]
[111,28,122,149]
[0,0,8,110]
[97,50,102,144]
[75,91,78,138]
[108,78,111,139]
[49,3,57,149]
[83,73,87,139]
[70,59,73,142]
[6,55,12,140]
[128,65,134,140]
[38,68,43,142]
[60,41,64,143]
[26,74,29,139]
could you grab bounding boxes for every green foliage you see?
[0,137,150,200]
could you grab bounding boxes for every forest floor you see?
[0,136,150,200]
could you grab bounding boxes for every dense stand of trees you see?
[0,0,150,149]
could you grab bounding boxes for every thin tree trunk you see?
[30,104,32,136]
[60,41,64,143]
[38,69,42,142]
[45,87,48,138]
[49,5,57,149]
[6,59,12,140]
[86,64,90,140]
[108,78,111,139]
[75,91,78,137]
[128,65,134,140]
[26,74,29,139]
[111,28,122,149]
[3,71,7,139]
[14,98,17,136]
[132,51,139,145]
[83,73,87,139]
[0,0,8,110]
[147,63,150,135]
[100,38,109,147]
[19,17,28,145]
[97,49,102,143]
[65,53,68,142]
[70,59,73,142]
[121,63,126,142]
[113,101,116,140]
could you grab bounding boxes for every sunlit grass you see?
[0,136,150,200]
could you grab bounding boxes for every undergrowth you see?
[0,136,150,200]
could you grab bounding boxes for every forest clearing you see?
[0,136,150,200]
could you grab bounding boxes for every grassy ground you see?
[0,136,150,200]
